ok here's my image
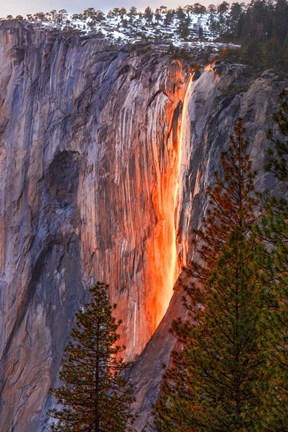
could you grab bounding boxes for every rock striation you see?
[0,21,188,431]
[0,20,287,432]
[130,64,288,430]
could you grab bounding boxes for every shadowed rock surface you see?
[0,21,287,432]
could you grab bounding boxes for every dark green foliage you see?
[153,121,267,431]
[178,16,191,40]
[258,90,288,431]
[144,6,153,20]
[49,282,134,432]
[176,6,185,20]
[229,2,244,31]
[155,235,266,432]
[221,0,288,71]
[164,10,174,26]
[186,120,259,288]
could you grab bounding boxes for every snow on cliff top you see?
[0,7,241,50]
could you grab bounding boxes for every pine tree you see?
[49,282,135,432]
[184,119,258,294]
[259,89,288,431]
[153,120,267,431]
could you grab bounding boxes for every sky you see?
[0,0,232,17]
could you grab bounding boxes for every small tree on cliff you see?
[49,282,135,432]
[153,120,268,431]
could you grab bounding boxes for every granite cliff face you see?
[0,21,286,432]
[130,64,287,430]
[0,21,188,431]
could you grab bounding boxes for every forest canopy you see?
[2,0,288,71]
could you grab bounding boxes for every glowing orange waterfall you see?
[146,74,193,331]
[170,75,193,284]
[176,75,194,268]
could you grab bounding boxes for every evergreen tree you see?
[144,6,153,21]
[49,282,135,432]
[176,6,185,20]
[185,119,259,290]
[153,120,267,431]
[178,16,191,40]
[259,89,288,431]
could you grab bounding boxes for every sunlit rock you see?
[0,21,286,432]
[0,22,188,431]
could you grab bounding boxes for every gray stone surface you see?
[0,22,188,431]
[130,64,288,430]
[0,21,287,432]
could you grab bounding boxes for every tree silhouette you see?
[49,282,135,432]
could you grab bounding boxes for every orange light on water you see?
[146,75,193,330]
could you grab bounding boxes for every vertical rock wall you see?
[130,64,288,430]
[0,21,286,432]
[0,22,188,431]
[177,65,284,261]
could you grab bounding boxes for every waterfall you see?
[159,75,194,322]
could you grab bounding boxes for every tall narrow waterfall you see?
[159,75,193,321]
